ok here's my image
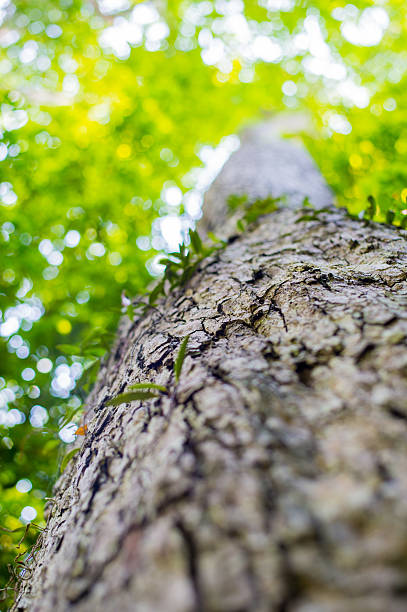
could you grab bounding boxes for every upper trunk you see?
[201,119,333,237]
[13,128,407,612]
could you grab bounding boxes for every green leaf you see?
[41,439,61,456]
[244,196,280,224]
[128,382,168,393]
[159,257,182,267]
[295,214,316,223]
[83,347,106,358]
[386,210,395,225]
[81,329,115,351]
[227,193,248,210]
[174,335,189,382]
[56,344,81,355]
[105,390,159,406]
[81,359,101,392]
[207,231,226,247]
[0,525,26,533]
[82,358,100,372]
[149,279,165,305]
[60,448,81,473]
[366,195,376,219]
[126,304,134,321]
[164,265,178,283]
[236,219,246,232]
[189,229,203,254]
[59,405,83,430]
[302,196,313,208]
[167,251,183,261]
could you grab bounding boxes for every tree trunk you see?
[14,126,407,612]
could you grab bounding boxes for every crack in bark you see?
[175,519,203,612]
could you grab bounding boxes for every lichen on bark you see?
[13,133,407,612]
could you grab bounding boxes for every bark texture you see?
[202,120,333,238]
[13,134,407,612]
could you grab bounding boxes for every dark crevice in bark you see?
[387,407,407,422]
[175,519,204,612]
[83,457,109,516]
[267,299,288,332]
[276,541,303,612]
[156,490,194,516]
[294,361,314,387]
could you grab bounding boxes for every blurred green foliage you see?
[1,0,406,603]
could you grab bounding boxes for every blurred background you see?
[1,0,406,602]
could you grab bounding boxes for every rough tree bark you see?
[13,125,407,612]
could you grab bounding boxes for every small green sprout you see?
[228,193,281,231]
[174,335,189,382]
[188,228,203,254]
[60,448,81,473]
[365,195,376,219]
[295,206,331,223]
[128,382,168,394]
[105,390,159,406]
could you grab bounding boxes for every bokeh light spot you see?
[56,319,72,334]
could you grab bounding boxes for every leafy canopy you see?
[1,0,406,598]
